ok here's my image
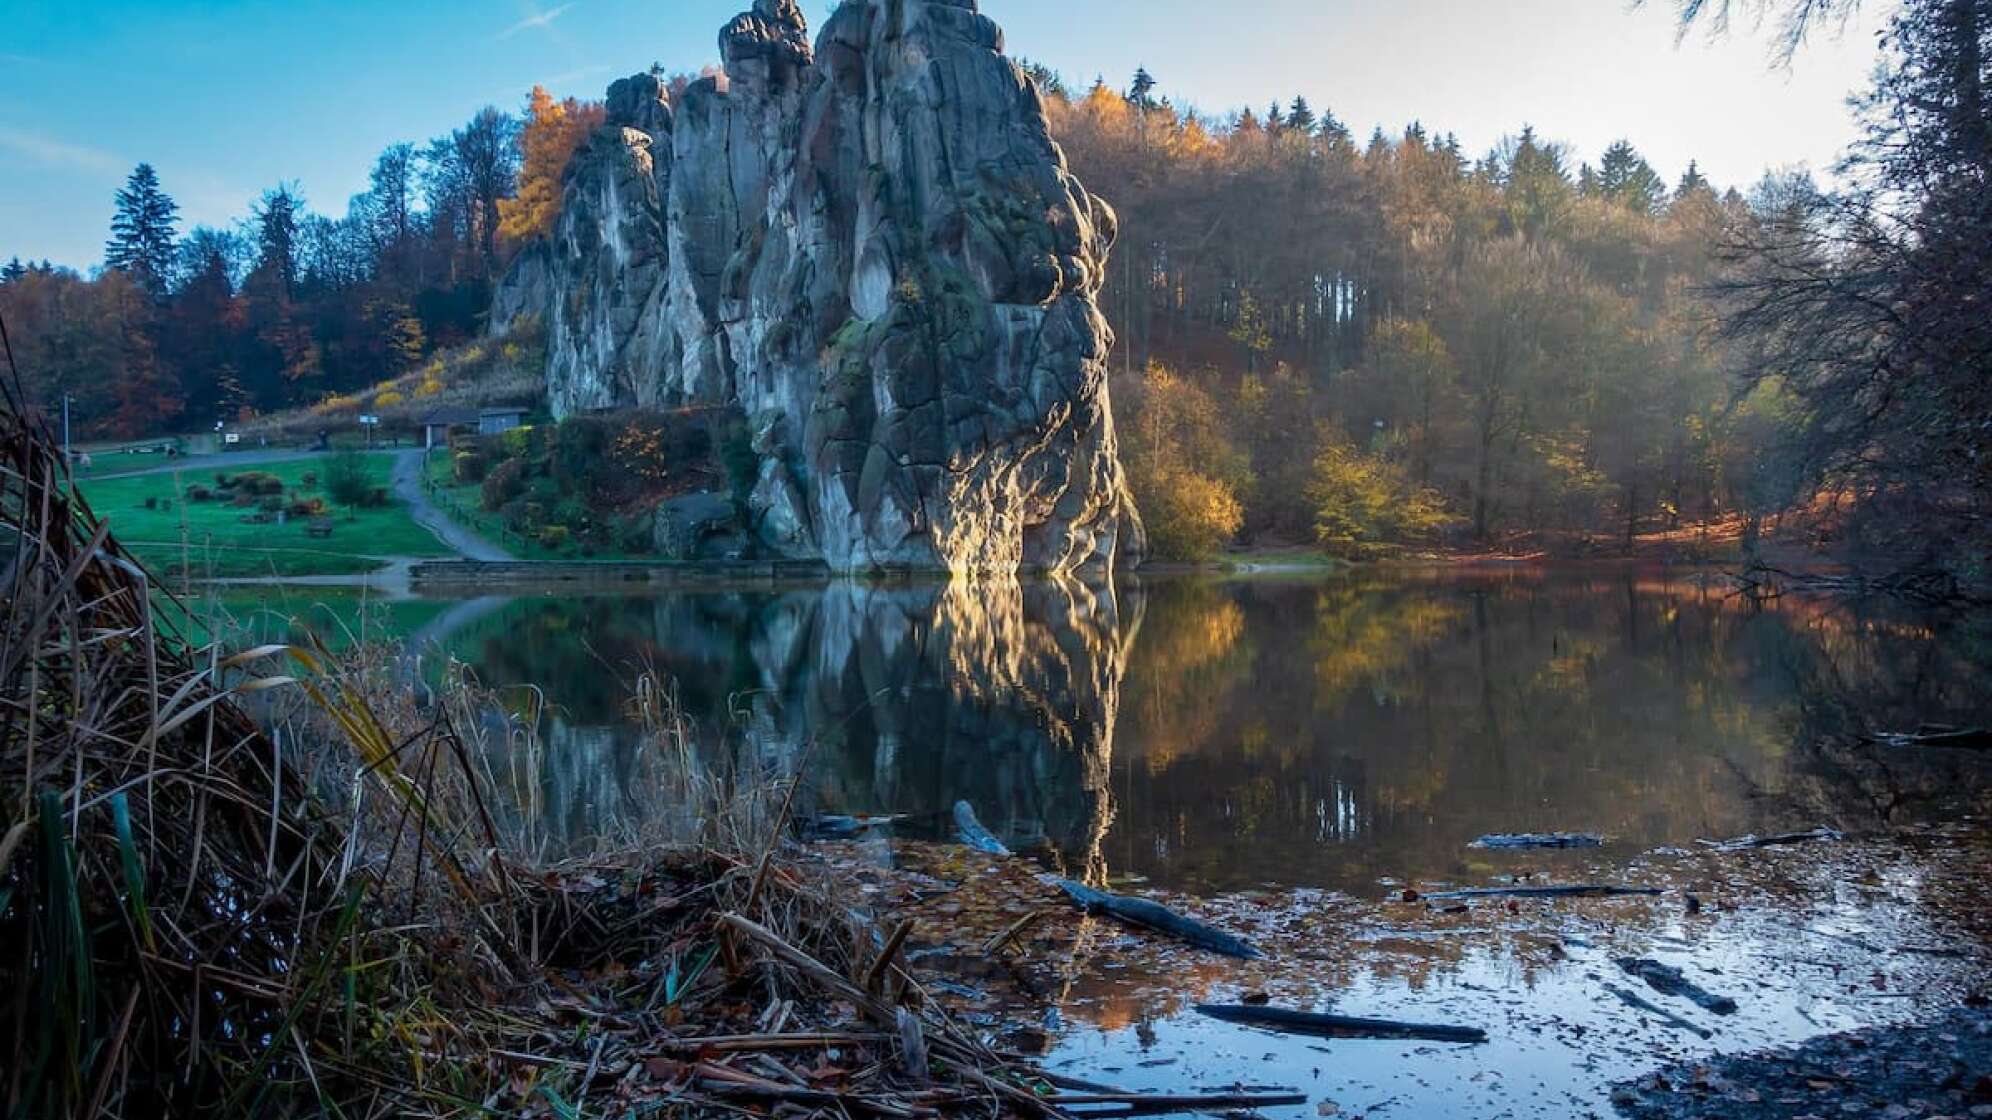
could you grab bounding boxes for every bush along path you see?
[391,448,511,562]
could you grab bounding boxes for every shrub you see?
[364,486,389,508]
[214,472,231,487]
[231,491,257,508]
[288,497,326,517]
[301,471,317,488]
[481,458,527,512]
[1136,463,1243,562]
[1307,430,1457,556]
[718,416,760,498]
[233,471,284,496]
[259,495,284,514]
[374,390,405,408]
[143,496,158,510]
[552,416,612,491]
[187,485,213,502]
[538,525,570,550]
[453,451,488,484]
[324,449,374,510]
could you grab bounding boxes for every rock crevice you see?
[499,0,1143,575]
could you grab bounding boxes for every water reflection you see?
[417,571,1992,892]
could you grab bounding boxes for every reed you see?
[2,350,1300,1118]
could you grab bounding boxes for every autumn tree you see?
[498,86,605,246]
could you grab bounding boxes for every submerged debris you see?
[1195,1003,1488,1043]
[1602,982,1715,1039]
[1470,832,1604,849]
[1056,878,1261,959]
[1423,883,1663,900]
[1696,826,1845,851]
[1615,957,1739,1015]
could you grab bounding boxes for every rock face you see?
[502,0,1143,575]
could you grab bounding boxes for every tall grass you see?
[2,375,1060,1118]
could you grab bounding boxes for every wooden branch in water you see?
[1863,725,1992,750]
[1602,983,1713,1039]
[1194,1003,1488,1043]
[1049,1089,1310,1111]
[1615,957,1738,1015]
[1469,832,1603,849]
[1057,880,1260,959]
[1696,827,1843,851]
[1422,884,1661,900]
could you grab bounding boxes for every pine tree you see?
[0,257,24,285]
[104,163,180,298]
[1597,139,1667,214]
[1127,67,1157,108]
[1675,159,1712,198]
[1286,96,1317,134]
[1318,108,1352,147]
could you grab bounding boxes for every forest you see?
[2,0,1986,581]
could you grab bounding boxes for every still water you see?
[224,569,1992,894]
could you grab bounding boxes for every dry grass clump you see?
[0,370,1072,1118]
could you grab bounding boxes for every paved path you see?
[390,449,512,562]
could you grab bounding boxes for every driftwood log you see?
[1055,880,1260,960]
[1469,832,1603,849]
[1696,827,1843,852]
[1423,884,1662,900]
[1194,1004,1487,1043]
[1615,957,1738,1015]
[1603,983,1714,1039]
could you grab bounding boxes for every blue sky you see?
[1,0,1888,271]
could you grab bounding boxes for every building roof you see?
[479,406,528,417]
[417,407,480,426]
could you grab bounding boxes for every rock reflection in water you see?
[445,578,1135,867]
[431,571,1992,887]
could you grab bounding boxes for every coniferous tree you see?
[104,163,180,298]
[1597,139,1667,213]
[1127,67,1157,107]
[1287,96,1317,134]
[0,257,24,285]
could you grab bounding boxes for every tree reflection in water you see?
[430,571,1992,892]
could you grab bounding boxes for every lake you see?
[203,567,1992,1116]
[208,568,1992,894]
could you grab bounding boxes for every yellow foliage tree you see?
[497,86,605,246]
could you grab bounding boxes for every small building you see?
[416,407,481,451]
[478,407,528,436]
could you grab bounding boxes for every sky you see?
[0,0,1890,272]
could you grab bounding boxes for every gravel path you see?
[389,449,511,562]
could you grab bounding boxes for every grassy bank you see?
[75,451,453,577]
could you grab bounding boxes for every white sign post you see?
[358,414,380,449]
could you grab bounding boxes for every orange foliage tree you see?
[497,86,605,246]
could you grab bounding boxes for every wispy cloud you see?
[0,124,123,175]
[543,63,612,87]
[498,2,576,40]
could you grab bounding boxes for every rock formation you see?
[495,0,1143,575]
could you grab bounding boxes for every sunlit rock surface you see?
[500,0,1144,575]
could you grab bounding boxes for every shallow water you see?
[217,567,1992,889]
[214,568,1992,1116]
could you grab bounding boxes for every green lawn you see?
[78,453,453,578]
